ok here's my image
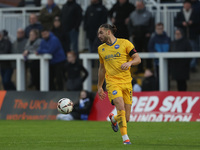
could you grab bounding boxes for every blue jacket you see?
[148,32,170,52]
[148,32,170,65]
[38,32,66,64]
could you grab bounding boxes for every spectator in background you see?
[129,1,154,73]
[170,28,192,91]
[61,0,82,54]
[148,23,170,88]
[142,69,158,91]
[65,51,88,91]
[56,90,94,121]
[191,0,200,14]
[18,0,41,7]
[23,29,41,90]
[0,30,15,90]
[25,14,43,38]
[132,78,141,92]
[37,28,66,91]
[174,0,199,72]
[109,0,135,39]
[52,16,67,53]
[39,0,61,30]
[84,0,107,53]
[12,28,27,54]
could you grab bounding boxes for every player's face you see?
[98,27,109,43]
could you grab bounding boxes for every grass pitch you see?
[0,121,200,150]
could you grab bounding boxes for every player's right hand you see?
[98,87,106,100]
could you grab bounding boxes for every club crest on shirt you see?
[102,48,105,51]
[112,90,117,95]
[114,44,120,49]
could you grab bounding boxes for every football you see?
[57,98,73,114]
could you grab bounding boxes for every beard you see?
[100,36,108,43]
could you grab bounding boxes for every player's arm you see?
[97,63,106,100]
[121,50,141,70]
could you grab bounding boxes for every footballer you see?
[97,24,141,144]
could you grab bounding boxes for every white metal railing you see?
[0,54,52,91]
[79,52,200,92]
[0,52,199,91]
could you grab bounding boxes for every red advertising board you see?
[88,92,200,122]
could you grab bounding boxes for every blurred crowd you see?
[0,0,200,92]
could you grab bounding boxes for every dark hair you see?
[184,0,192,4]
[156,22,164,27]
[67,51,77,57]
[41,27,50,32]
[99,24,117,34]
[30,29,39,38]
[175,28,184,37]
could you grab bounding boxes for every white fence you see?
[0,52,199,91]
[0,54,52,91]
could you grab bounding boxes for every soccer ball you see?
[57,98,73,114]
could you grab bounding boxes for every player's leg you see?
[124,103,131,122]
[113,97,131,144]
[123,83,133,122]
[107,84,120,132]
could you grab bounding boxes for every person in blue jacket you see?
[148,22,170,88]
[37,28,66,90]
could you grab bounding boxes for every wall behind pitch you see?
[0,91,80,120]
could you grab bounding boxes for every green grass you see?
[0,121,200,150]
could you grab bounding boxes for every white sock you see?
[122,134,129,142]
[111,116,117,123]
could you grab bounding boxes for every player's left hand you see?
[121,62,132,70]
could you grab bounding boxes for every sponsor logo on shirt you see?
[115,44,120,49]
[105,52,121,60]
[112,90,117,95]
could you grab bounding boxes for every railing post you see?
[40,56,50,91]
[22,8,26,29]
[159,57,168,91]
[16,58,25,91]
[82,57,92,91]
[0,10,2,29]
